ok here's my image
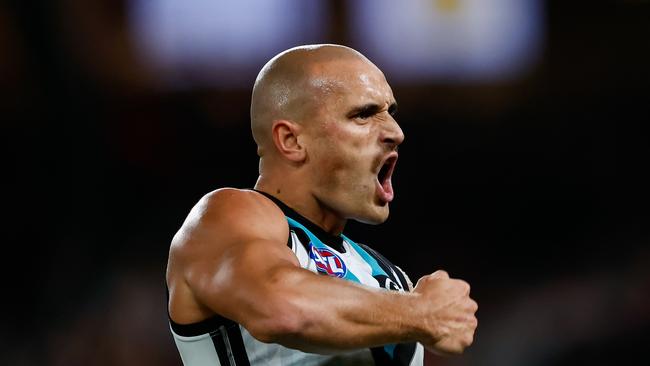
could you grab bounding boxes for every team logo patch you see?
[309,246,347,278]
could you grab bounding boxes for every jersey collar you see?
[253,189,346,252]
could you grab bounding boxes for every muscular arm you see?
[167,189,476,354]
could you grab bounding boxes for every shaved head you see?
[250,44,375,156]
[251,43,403,227]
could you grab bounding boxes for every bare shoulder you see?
[170,188,288,256]
[167,188,293,323]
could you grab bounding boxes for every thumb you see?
[431,270,449,279]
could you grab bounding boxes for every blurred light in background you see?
[128,0,329,89]
[349,0,545,84]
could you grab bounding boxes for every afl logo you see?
[310,247,347,278]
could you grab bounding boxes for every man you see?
[166,44,478,366]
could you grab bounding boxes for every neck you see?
[254,174,346,235]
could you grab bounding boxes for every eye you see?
[356,110,374,119]
[388,104,398,117]
[348,104,390,121]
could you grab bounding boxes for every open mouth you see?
[376,154,397,203]
[378,158,394,183]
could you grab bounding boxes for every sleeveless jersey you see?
[169,191,424,366]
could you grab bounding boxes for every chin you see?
[354,207,390,225]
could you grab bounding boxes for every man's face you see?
[304,58,405,224]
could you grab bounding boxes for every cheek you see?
[319,151,351,179]
[313,122,375,177]
[323,122,373,154]
[320,152,371,193]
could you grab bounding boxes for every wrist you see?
[395,291,428,344]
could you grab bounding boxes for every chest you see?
[288,227,406,292]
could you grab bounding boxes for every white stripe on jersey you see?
[290,230,311,268]
[340,239,381,286]
[171,326,220,365]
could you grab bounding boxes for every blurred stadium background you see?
[2,0,649,365]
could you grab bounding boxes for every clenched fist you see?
[413,270,478,355]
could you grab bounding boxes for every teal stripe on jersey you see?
[343,234,397,360]
[286,217,361,283]
[342,235,389,279]
[383,344,397,359]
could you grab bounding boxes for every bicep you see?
[173,189,311,331]
[191,236,299,295]
[184,233,305,326]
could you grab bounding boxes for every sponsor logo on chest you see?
[309,246,347,278]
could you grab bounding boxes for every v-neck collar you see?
[254,189,346,252]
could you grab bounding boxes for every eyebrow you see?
[347,101,398,118]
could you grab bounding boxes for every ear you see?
[271,120,306,163]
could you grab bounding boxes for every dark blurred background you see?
[2,0,649,365]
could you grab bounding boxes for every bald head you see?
[250,44,376,155]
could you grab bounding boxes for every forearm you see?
[237,266,424,353]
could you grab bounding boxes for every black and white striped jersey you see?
[169,191,424,366]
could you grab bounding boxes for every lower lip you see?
[376,179,394,203]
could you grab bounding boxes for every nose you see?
[382,115,405,149]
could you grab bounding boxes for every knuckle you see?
[470,299,479,312]
[463,334,474,347]
[458,280,470,293]
[434,270,449,279]
[416,277,430,287]
[470,316,478,329]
